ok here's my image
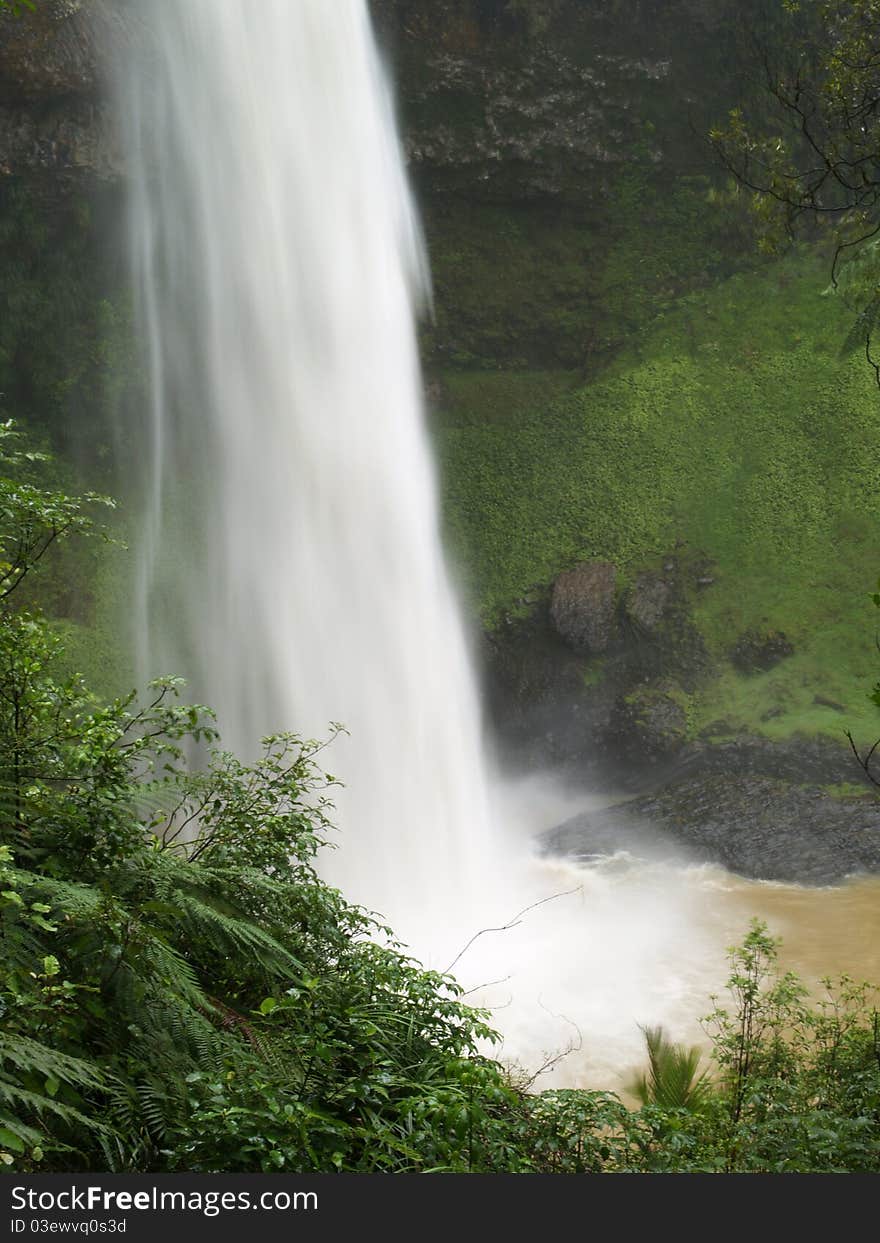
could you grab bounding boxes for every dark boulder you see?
[730,627,794,674]
[624,570,672,635]
[550,560,617,654]
[609,684,688,765]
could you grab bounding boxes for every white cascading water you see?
[115,0,880,1090]
[117,0,495,951]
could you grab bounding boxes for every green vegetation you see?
[642,923,880,1173]
[627,1025,712,1112]
[437,249,880,739]
[0,183,140,698]
[0,184,136,465]
[422,168,758,370]
[0,425,877,1174]
[822,782,874,800]
[711,0,880,394]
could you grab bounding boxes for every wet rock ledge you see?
[544,776,880,886]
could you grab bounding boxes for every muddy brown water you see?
[464,852,880,1093]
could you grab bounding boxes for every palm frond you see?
[628,1025,714,1111]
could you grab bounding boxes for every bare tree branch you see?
[444,885,583,976]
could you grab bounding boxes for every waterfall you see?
[117,0,496,948]
[111,1,876,1086]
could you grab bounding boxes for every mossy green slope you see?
[437,252,880,741]
[421,169,756,369]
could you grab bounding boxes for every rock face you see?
[730,628,795,674]
[608,684,688,765]
[624,571,672,635]
[373,0,744,201]
[550,560,617,653]
[544,776,880,886]
[541,727,879,887]
[0,97,116,180]
[676,733,862,787]
[0,0,98,98]
[398,44,667,200]
[0,1,735,192]
[487,549,720,785]
[0,1,120,182]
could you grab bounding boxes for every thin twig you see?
[845,728,880,789]
[461,974,512,997]
[445,885,582,976]
[520,999,584,1089]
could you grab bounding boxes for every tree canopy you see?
[711,0,880,373]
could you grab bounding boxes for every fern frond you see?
[25,875,105,919]
[0,1079,110,1134]
[0,1110,45,1148]
[139,939,211,1010]
[0,1032,105,1091]
[168,888,301,974]
[135,1077,175,1141]
[142,998,229,1073]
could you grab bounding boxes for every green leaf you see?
[0,1128,25,1154]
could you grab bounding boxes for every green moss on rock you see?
[438,250,880,742]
